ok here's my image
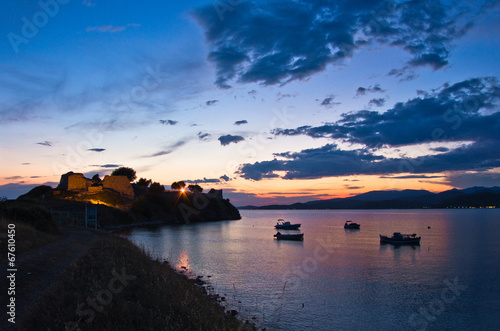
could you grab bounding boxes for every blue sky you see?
[1,0,500,206]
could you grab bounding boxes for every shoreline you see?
[5,225,255,330]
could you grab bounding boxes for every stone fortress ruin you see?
[55,172,134,200]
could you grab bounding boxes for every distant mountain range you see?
[239,187,500,210]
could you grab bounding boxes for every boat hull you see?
[379,235,421,245]
[274,233,304,241]
[344,224,360,229]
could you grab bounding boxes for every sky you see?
[1,0,500,206]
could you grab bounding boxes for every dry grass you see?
[18,233,255,331]
[0,217,61,258]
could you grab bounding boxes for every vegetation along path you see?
[0,229,99,330]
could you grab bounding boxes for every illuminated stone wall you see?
[102,175,134,199]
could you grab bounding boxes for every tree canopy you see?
[137,178,152,187]
[148,182,165,195]
[188,184,203,193]
[111,167,137,182]
[171,181,186,190]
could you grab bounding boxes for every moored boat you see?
[275,219,301,230]
[380,232,421,245]
[274,232,304,241]
[344,221,360,229]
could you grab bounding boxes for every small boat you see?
[275,219,301,230]
[344,221,360,229]
[274,232,304,241]
[380,232,421,245]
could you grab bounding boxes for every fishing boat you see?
[274,219,301,230]
[379,232,421,245]
[274,232,304,241]
[344,221,360,229]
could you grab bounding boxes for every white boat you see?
[274,219,301,230]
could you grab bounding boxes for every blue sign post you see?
[85,204,98,229]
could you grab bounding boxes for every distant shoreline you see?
[238,186,500,210]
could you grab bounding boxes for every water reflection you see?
[176,250,191,271]
[274,239,304,247]
[124,209,500,331]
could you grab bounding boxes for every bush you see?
[0,202,59,234]
[111,167,137,182]
[148,182,165,195]
[131,197,152,217]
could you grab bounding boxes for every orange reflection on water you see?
[176,250,190,271]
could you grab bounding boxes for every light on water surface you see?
[125,209,500,330]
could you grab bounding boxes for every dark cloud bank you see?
[238,77,500,182]
[219,134,245,146]
[192,0,493,87]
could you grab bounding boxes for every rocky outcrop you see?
[19,172,240,226]
[171,190,241,223]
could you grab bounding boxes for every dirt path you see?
[0,229,99,330]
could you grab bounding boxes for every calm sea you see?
[124,209,500,330]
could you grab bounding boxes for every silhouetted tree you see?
[92,174,101,182]
[148,182,165,195]
[137,178,152,187]
[171,181,186,191]
[111,167,137,182]
[188,184,203,193]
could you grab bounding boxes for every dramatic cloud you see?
[320,95,340,107]
[88,148,106,152]
[379,175,445,179]
[4,176,23,181]
[446,171,500,188]
[184,175,231,184]
[356,84,385,96]
[345,185,364,190]
[147,139,188,157]
[368,98,386,107]
[159,119,178,125]
[36,141,52,147]
[92,164,121,168]
[185,177,221,184]
[234,120,248,125]
[239,140,500,180]
[242,77,500,180]
[274,77,500,148]
[198,132,212,141]
[430,147,450,152]
[192,0,484,87]
[218,134,245,146]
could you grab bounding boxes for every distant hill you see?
[239,187,500,210]
[349,189,432,201]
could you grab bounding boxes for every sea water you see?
[124,209,500,330]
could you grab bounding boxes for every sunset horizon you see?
[2,0,500,206]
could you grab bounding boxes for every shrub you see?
[0,202,59,234]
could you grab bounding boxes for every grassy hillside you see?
[0,201,61,257]
[19,233,255,331]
